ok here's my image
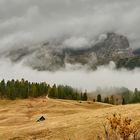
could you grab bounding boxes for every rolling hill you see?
[0,98,140,140]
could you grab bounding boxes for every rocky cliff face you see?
[2,33,133,71]
[92,33,133,65]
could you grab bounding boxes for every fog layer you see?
[0,60,139,91]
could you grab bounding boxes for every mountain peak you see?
[2,33,134,71]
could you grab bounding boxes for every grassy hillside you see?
[0,98,140,140]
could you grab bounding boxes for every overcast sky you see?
[0,0,140,50]
[0,0,140,91]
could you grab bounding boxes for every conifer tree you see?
[83,91,88,101]
[97,94,102,102]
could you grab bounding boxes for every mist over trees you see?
[94,87,140,104]
[0,79,87,101]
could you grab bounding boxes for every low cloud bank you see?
[0,59,139,92]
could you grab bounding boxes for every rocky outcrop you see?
[92,33,133,65]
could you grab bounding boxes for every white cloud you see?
[63,37,90,49]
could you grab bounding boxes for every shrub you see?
[102,113,140,140]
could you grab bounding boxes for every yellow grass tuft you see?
[102,113,140,140]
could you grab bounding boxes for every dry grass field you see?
[0,98,140,140]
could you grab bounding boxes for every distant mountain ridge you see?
[116,56,140,69]
[2,32,137,71]
[133,48,140,55]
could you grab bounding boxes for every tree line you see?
[96,88,140,104]
[0,79,87,101]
